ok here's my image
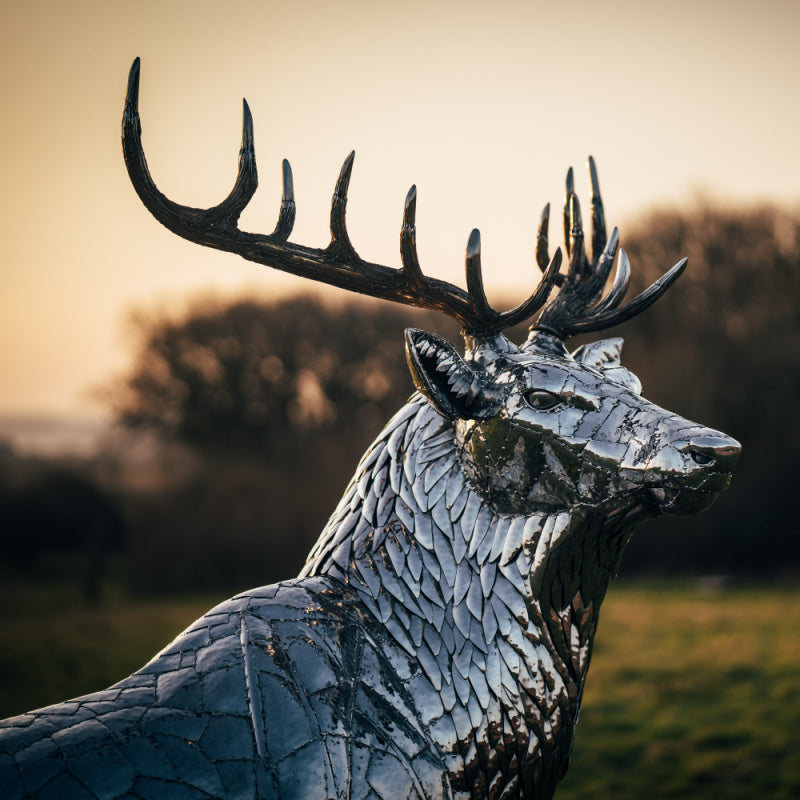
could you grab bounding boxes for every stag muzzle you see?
[640,427,741,515]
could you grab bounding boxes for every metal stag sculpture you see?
[0,59,740,800]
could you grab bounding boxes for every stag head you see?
[406,327,738,523]
[123,57,739,530]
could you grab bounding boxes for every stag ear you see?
[571,337,624,368]
[405,329,492,420]
[572,337,642,393]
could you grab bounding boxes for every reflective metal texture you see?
[0,60,740,800]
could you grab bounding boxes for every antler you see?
[122,59,561,336]
[532,157,687,339]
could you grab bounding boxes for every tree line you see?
[1,201,797,598]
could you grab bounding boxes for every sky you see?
[0,0,798,420]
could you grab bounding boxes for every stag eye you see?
[523,389,563,411]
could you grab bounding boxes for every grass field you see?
[1,581,798,798]
[559,582,800,799]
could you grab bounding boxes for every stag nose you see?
[677,434,741,472]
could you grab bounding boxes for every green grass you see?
[1,581,798,798]
[558,581,800,799]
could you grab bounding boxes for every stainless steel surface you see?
[0,60,740,800]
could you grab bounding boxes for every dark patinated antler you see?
[122,58,561,336]
[533,157,687,339]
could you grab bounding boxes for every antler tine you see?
[271,159,295,241]
[563,166,589,281]
[562,168,574,255]
[536,203,550,271]
[591,236,628,316]
[536,203,550,272]
[536,203,565,289]
[566,192,588,279]
[330,151,356,256]
[565,257,687,335]
[122,58,258,238]
[587,156,607,262]
[400,186,425,290]
[219,99,258,224]
[465,230,494,327]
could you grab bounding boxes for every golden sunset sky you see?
[1,0,798,419]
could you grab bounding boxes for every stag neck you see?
[300,396,638,791]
